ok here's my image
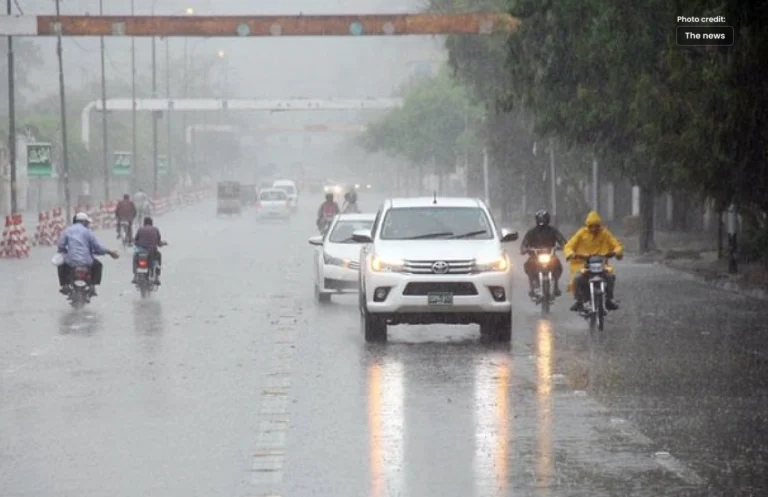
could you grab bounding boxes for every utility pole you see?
[549,137,557,223]
[591,154,599,212]
[482,147,490,207]
[182,40,188,176]
[6,0,16,214]
[130,0,137,191]
[165,37,172,180]
[55,0,71,219]
[99,0,109,201]
[151,35,158,195]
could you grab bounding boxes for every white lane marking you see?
[248,298,299,494]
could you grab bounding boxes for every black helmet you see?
[535,209,550,227]
[325,193,334,202]
[143,216,153,226]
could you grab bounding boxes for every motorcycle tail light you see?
[138,259,148,268]
[74,267,89,277]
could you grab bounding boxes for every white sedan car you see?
[308,213,375,303]
[256,188,291,220]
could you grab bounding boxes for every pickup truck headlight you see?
[323,252,348,267]
[370,255,404,273]
[473,254,510,272]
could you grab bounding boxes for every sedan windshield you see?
[329,220,374,243]
[275,185,296,195]
[260,191,286,201]
[379,207,494,240]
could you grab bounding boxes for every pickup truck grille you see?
[403,259,473,274]
[402,282,478,295]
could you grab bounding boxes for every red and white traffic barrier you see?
[32,208,66,247]
[99,200,117,230]
[0,214,30,258]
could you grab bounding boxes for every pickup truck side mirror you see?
[351,229,373,243]
[500,228,519,242]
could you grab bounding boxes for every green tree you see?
[361,67,484,192]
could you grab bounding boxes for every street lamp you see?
[217,50,228,97]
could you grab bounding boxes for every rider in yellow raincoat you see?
[563,211,624,312]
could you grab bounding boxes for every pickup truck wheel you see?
[362,307,387,342]
[480,312,512,342]
[314,284,331,304]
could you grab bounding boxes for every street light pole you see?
[151,35,158,196]
[6,0,17,214]
[165,37,171,180]
[130,0,137,192]
[99,0,109,201]
[55,0,71,219]
[181,7,194,181]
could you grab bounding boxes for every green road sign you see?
[27,142,53,177]
[113,151,132,176]
[157,154,168,175]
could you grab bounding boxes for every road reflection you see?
[58,309,103,336]
[367,354,404,497]
[536,319,554,492]
[132,299,165,336]
[474,352,511,497]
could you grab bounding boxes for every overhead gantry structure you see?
[0,13,520,37]
[81,98,401,150]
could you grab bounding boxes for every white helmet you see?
[74,212,91,223]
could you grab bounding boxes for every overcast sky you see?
[18,0,445,100]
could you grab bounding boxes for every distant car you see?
[323,182,344,197]
[308,213,376,303]
[355,197,519,343]
[272,179,298,211]
[256,188,291,220]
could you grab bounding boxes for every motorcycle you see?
[342,201,360,214]
[317,216,333,235]
[573,253,615,332]
[68,265,93,309]
[529,247,558,315]
[134,242,167,298]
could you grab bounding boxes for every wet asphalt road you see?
[1,196,767,497]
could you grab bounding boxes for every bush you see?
[739,225,768,266]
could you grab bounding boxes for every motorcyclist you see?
[56,212,119,296]
[316,193,340,232]
[132,188,153,222]
[520,209,567,298]
[342,189,360,213]
[564,210,624,312]
[115,193,137,241]
[132,216,164,285]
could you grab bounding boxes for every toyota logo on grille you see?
[432,261,449,274]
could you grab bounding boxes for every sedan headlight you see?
[370,255,405,272]
[323,253,347,267]
[473,254,510,272]
[537,253,552,265]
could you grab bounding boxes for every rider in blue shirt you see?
[57,212,118,296]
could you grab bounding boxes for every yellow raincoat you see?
[563,211,624,293]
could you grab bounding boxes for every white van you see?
[272,179,298,211]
